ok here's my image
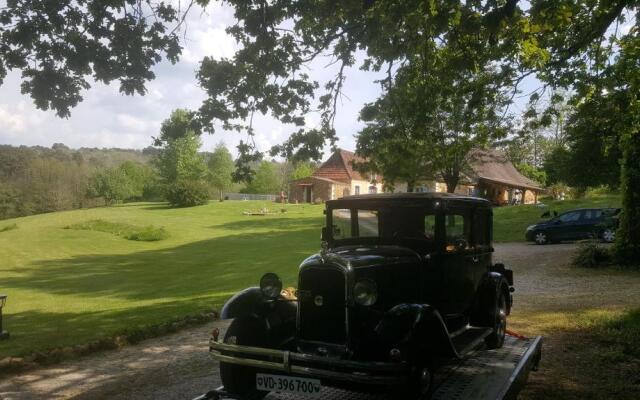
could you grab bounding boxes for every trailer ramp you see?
[195,335,541,400]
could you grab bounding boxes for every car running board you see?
[449,326,493,357]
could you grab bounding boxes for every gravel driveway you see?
[0,242,587,400]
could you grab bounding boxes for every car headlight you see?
[526,225,535,231]
[260,273,282,299]
[354,279,377,306]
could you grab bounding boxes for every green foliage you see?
[0,1,182,117]
[165,180,209,207]
[207,143,235,200]
[514,163,547,186]
[0,223,18,233]
[243,161,282,194]
[67,220,169,242]
[154,110,207,185]
[0,144,155,219]
[291,162,315,181]
[572,240,612,268]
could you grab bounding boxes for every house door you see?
[304,186,313,203]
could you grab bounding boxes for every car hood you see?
[300,245,422,270]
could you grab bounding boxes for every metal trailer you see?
[194,334,542,400]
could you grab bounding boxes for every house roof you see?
[313,149,370,183]
[467,148,543,191]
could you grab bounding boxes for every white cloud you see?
[0,105,26,135]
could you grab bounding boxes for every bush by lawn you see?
[66,219,169,241]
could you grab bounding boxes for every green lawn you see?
[492,194,621,242]
[0,201,324,358]
[0,193,621,359]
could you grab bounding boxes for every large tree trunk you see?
[444,175,459,193]
[406,180,416,193]
[613,131,640,264]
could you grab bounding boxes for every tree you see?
[154,110,207,184]
[208,143,235,201]
[357,55,511,193]
[87,167,134,204]
[154,109,208,207]
[244,161,281,195]
[291,162,315,181]
[0,1,183,117]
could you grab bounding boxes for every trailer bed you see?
[195,335,542,400]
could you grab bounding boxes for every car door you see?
[550,210,583,241]
[576,209,603,238]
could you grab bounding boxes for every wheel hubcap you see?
[604,230,615,242]
[418,368,431,395]
[535,233,546,244]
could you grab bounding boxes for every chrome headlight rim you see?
[354,279,378,306]
[260,272,282,299]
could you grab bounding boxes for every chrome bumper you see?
[209,339,408,385]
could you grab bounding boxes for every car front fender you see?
[374,304,458,360]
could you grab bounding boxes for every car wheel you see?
[485,291,507,349]
[602,228,616,243]
[534,231,548,245]
[220,317,268,399]
[398,367,432,400]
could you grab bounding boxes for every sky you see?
[0,2,388,158]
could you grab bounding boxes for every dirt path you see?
[1,243,637,400]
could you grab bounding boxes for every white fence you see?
[224,192,277,201]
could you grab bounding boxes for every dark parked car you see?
[210,193,514,399]
[525,208,620,245]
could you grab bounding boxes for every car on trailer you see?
[209,193,515,399]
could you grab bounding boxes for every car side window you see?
[584,210,602,220]
[445,213,470,249]
[424,214,436,240]
[332,209,352,239]
[558,211,581,223]
[357,210,379,237]
[473,209,490,246]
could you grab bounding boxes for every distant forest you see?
[0,143,316,220]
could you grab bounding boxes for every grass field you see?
[0,201,324,359]
[0,193,622,359]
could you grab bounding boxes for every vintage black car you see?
[210,193,514,399]
[525,208,620,245]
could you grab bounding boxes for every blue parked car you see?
[525,208,620,245]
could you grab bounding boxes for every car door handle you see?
[472,256,479,263]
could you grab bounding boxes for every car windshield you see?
[331,206,437,244]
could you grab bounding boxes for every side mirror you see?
[321,226,330,241]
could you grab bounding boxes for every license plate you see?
[256,373,322,396]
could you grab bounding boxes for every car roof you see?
[327,192,491,208]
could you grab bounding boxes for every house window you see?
[342,188,350,197]
[355,185,360,195]
[368,186,377,194]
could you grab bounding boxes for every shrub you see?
[572,239,612,268]
[0,223,18,232]
[125,226,169,241]
[165,180,209,207]
[66,219,168,242]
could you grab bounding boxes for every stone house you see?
[289,148,543,205]
[289,149,383,203]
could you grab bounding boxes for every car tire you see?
[485,291,507,349]
[220,317,268,399]
[602,228,616,243]
[397,367,432,400]
[534,231,548,245]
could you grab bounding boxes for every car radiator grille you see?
[298,267,347,344]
